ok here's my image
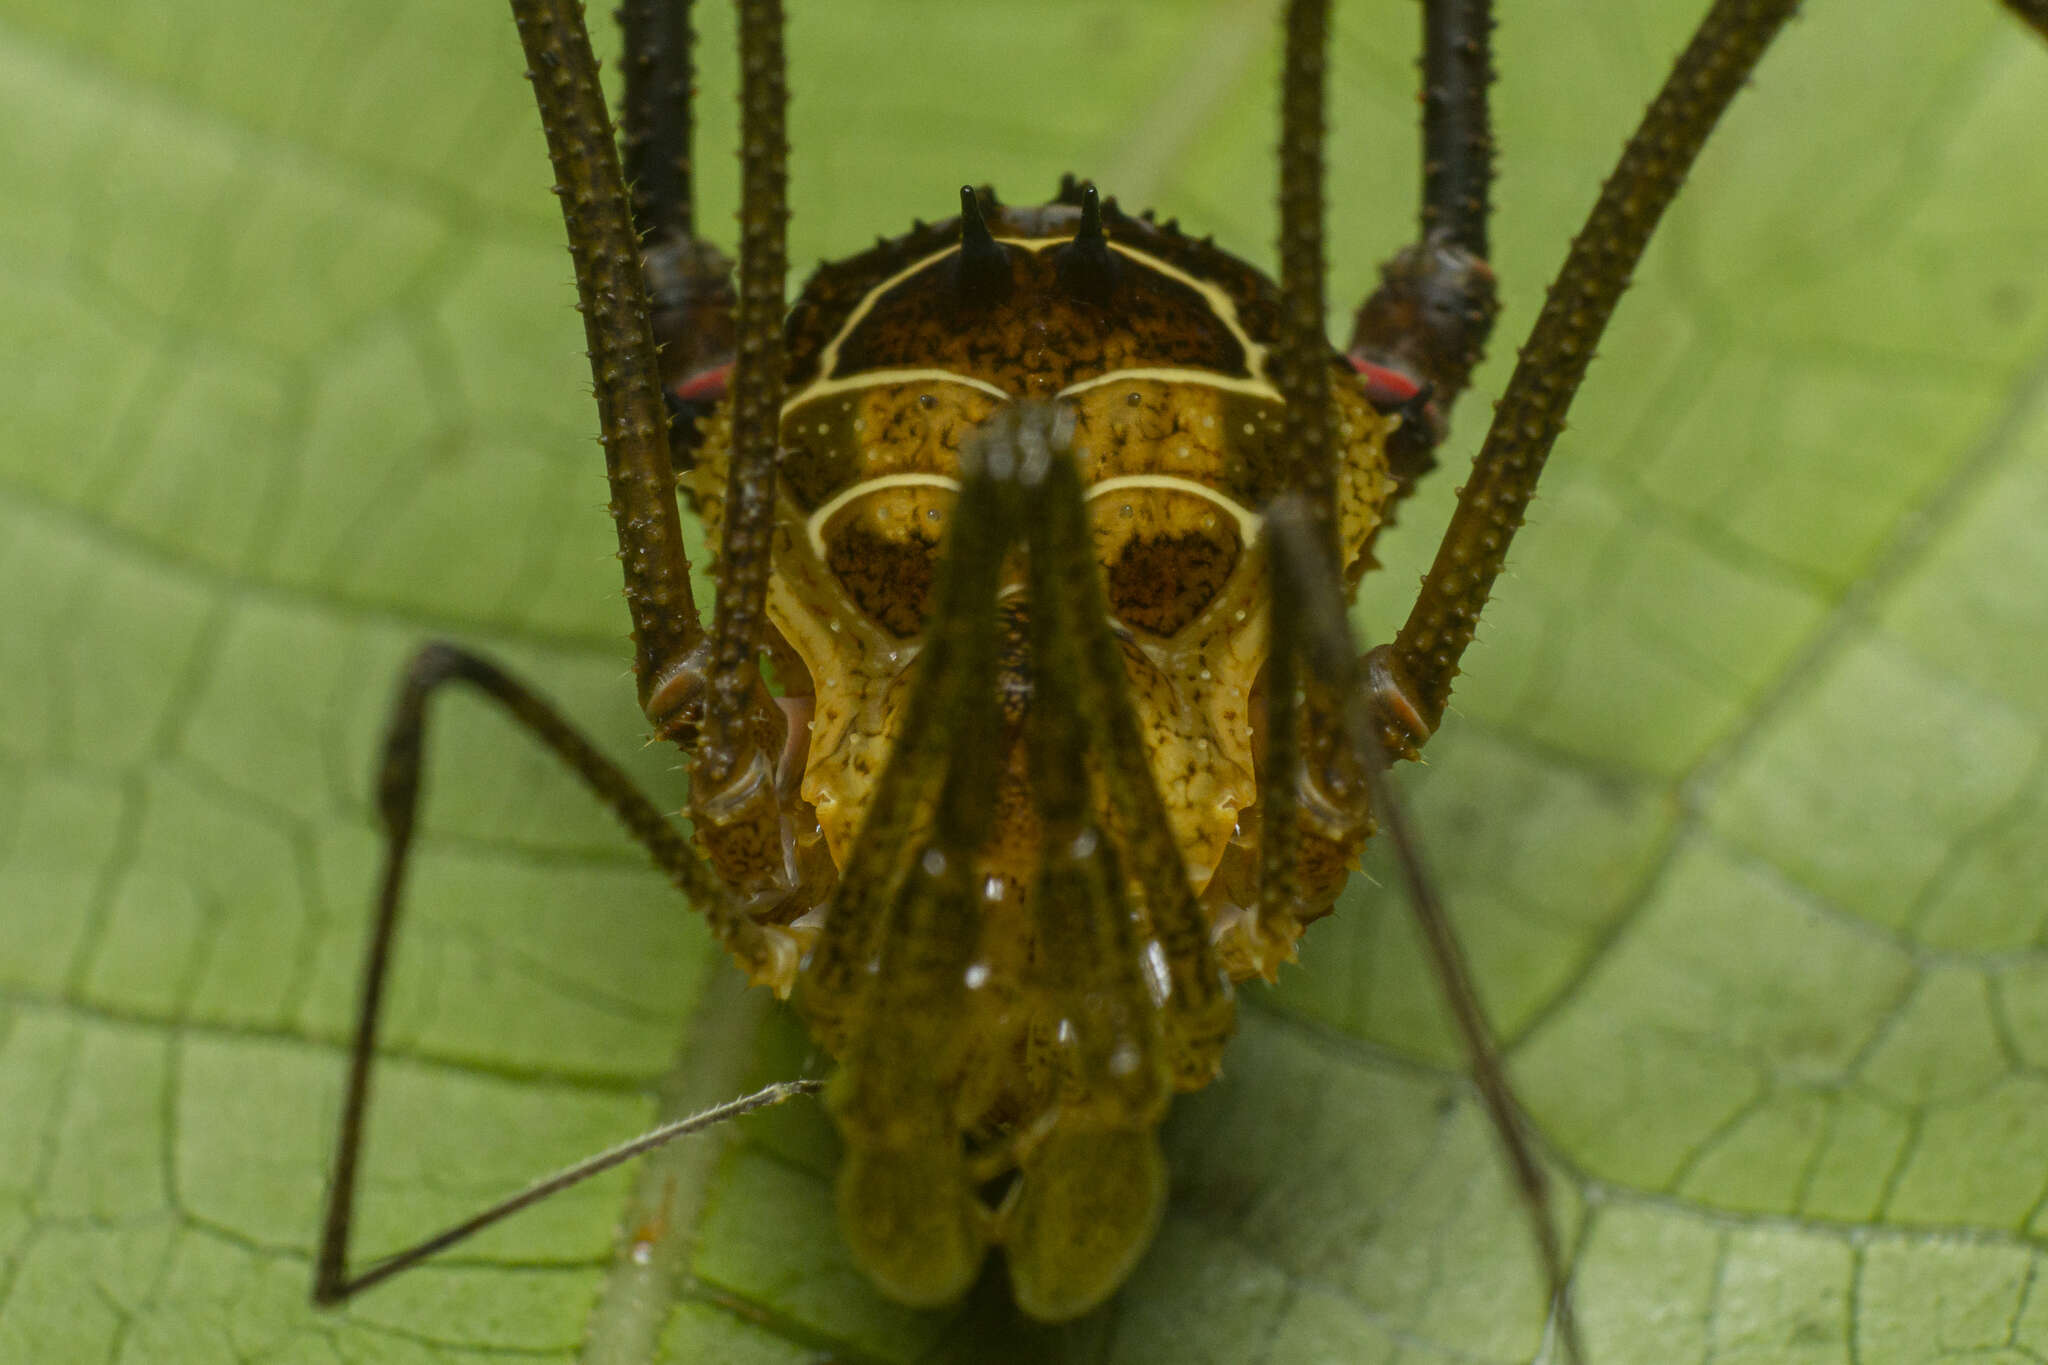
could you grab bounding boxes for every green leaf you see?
[2,1,2045,1361]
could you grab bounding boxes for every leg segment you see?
[615,0,739,457]
[1389,0,1800,735]
[515,0,798,911]
[1271,3,1576,1354]
[1346,0,1500,481]
[1418,0,1496,259]
[1265,508,1583,1362]
[509,0,702,713]
[313,643,802,1305]
[695,0,787,782]
[1260,0,1350,963]
[1275,0,1338,547]
[681,0,807,907]
[615,0,697,245]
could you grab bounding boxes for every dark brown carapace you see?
[683,183,1395,1316]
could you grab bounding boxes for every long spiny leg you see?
[1261,0,1384,975]
[520,0,806,935]
[616,0,738,457]
[1416,0,1493,260]
[315,0,817,1309]
[1347,0,1500,485]
[511,0,701,713]
[678,0,813,907]
[1267,512,1585,1362]
[702,0,787,745]
[1259,0,1340,963]
[1386,0,1800,738]
[313,645,806,1305]
[1268,0,1580,1357]
[616,0,697,244]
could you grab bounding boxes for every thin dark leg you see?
[1271,4,1575,1354]
[1261,0,1335,967]
[313,644,800,1306]
[615,0,738,458]
[510,0,702,714]
[1347,0,1500,473]
[1275,0,1337,548]
[688,0,790,842]
[1265,504,1583,1364]
[1389,0,1800,735]
[1418,0,1495,259]
[320,1078,814,1304]
[615,0,696,245]
[1256,560,1304,944]
[2005,0,2048,39]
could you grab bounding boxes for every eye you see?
[1088,487,1243,637]
[819,486,954,638]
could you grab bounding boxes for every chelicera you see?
[309,0,2048,1348]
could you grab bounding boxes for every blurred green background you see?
[3,1,2047,1361]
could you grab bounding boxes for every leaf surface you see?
[2,2,2046,1361]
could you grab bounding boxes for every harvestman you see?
[309,0,2048,1356]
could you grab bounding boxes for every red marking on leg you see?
[672,361,733,405]
[1344,354,1423,408]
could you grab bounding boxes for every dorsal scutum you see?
[1054,183,1119,305]
[952,185,1013,307]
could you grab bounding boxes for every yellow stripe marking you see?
[1083,474,1264,542]
[1057,368,1278,401]
[783,234,1278,416]
[803,472,962,561]
[803,471,1262,564]
[785,368,1012,407]
[788,242,961,414]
